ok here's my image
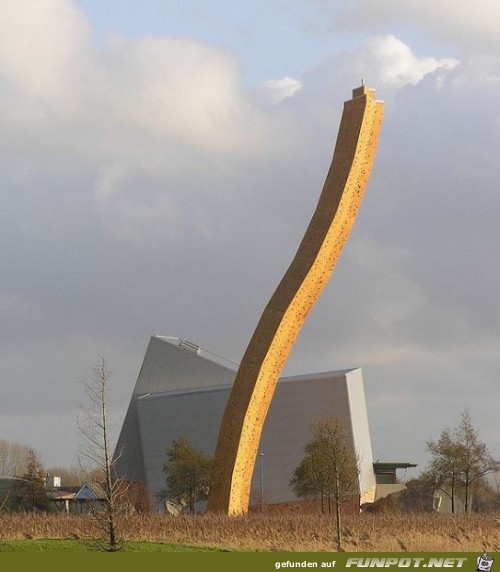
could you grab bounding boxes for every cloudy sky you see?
[1,0,500,477]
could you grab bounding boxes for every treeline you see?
[2,356,499,553]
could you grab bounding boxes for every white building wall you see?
[345,369,376,496]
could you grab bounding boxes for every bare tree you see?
[291,418,360,551]
[124,481,152,514]
[78,357,126,551]
[425,428,462,513]
[456,410,498,512]
[0,439,31,478]
[425,410,498,513]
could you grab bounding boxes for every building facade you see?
[114,335,377,510]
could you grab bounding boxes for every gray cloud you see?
[307,0,500,54]
[1,1,499,474]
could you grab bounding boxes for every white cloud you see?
[382,0,500,51]
[294,35,459,123]
[256,76,302,104]
[96,35,265,154]
[359,35,459,89]
[0,0,299,243]
[0,0,90,114]
[311,0,500,54]
[0,0,288,156]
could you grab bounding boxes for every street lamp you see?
[259,452,265,512]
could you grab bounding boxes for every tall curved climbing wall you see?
[207,85,384,515]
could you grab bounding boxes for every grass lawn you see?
[0,539,229,552]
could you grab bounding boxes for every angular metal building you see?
[114,335,377,509]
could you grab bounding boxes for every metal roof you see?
[373,462,417,470]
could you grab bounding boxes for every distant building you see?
[48,483,106,513]
[114,335,411,511]
[45,474,61,489]
[0,476,106,513]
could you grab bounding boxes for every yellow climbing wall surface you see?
[207,86,384,515]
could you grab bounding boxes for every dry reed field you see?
[2,512,500,551]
